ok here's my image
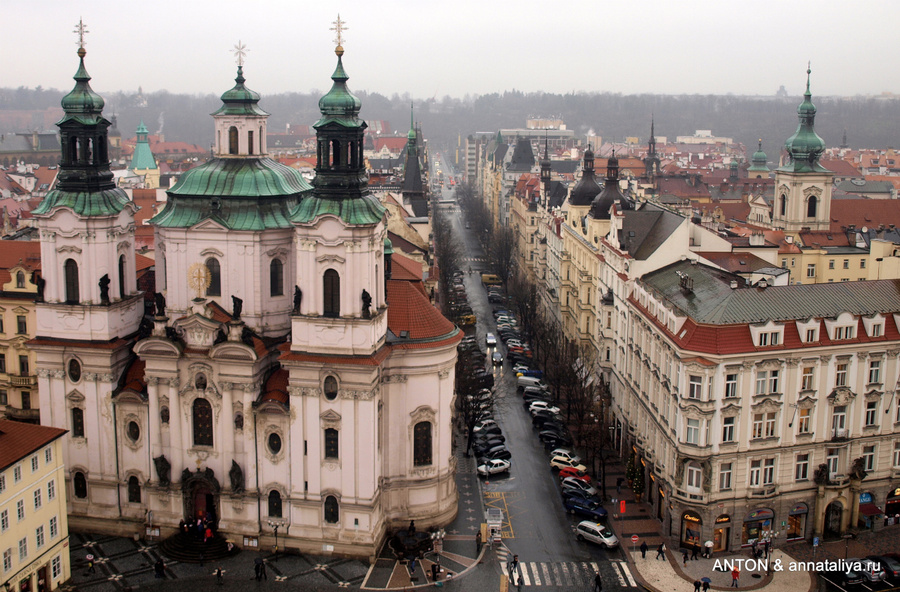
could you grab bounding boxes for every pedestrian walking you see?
[594,572,603,592]
[751,540,758,558]
[432,562,439,581]
[154,558,165,578]
[693,580,701,592]
[616,478,624,494]
[764,539,770,559]
[476,531,482,554]
[703,580,710,592]
[682,549,688,567]
[640,541,648,559]
[656,543,665,560]
[260,562,267,581]
[215,567,224,585]
[199,552,204,567]
[731,567,740,588]
[86,554,95,574]
[254,563,261,581]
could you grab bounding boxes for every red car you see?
[558,467,592,483]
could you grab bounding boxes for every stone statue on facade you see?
[813,463,831,485]
[293,286,302,313]
[231,296,243,320]
[229,460,245,494]
[154,292,167,317]
[31,271,45,302]
[99,274,110,304]
[362,289,372,319]
[849,457,868,481]
[154,455,171,487]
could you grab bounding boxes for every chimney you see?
[730,280,738,289]
[749,232,765,247]
[758,279,768,289]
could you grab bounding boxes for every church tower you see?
[129,120,160,188]
[401,105,427,216]
[31,28,144,529]
[773,67,832,232]
[643,117,661,182]
[540,135,551,208]
[748,140,770,179]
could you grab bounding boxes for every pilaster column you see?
[813,484,826,538]
[167,379,185,482]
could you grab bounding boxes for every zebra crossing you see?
[498,559,637,588]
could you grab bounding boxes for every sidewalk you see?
[601,456,814,592]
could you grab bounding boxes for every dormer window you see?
[833,325,855,340]
[758,331,780,347]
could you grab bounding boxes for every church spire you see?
[781,64,826,173]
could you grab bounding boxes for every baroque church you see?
[31,37,460,557]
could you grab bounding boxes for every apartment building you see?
[0,420,69,591]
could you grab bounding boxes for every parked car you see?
[848,559,886,582]
[473,433,505,446]
[529,401,561,415]
[550,449,581,463]
[517,377,547,390]
[551,456,588,472]
[821,568,865,587]
[561,478,599,497]
[534,418,566,432]
[558,467,592,483]
[474,441,505,456]
[477,448,511,464]
[477,458,511,477]
[485,333,497,347]
[516,369,544,379]
[563,490,604,507]
[473,419,499,433]
[523,392,552,406]
[867,556,900,579]
[575,521,618,548]
[540,431,573,447]
[564,498,608,521]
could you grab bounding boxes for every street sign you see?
[813,537,820,547]
[631,535,639,544]
[620,500,626,514]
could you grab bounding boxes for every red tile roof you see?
[0,241,41,284]
[373,137,409,153]
[260,367,289,404]
[119,358,146,394]
[391,252,423,281]
[387,279,455,340]
[0,420,67,472]
[830,199,900,231]
[821,159,862,177]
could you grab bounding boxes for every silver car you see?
[849,559,886,582]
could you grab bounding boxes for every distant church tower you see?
[643,117,661,181]
[31,35,144,529]
[772,67,832,232]
[129,120,160,188]
[748,140,770,179]
[401,105,427,217]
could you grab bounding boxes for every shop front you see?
[787,503,808,540]
[713,514,730,552]
[681,510,702,550]
[885,487,900,521]
[857,492,883,530]
[741,508,773,546]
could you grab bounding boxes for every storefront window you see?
[886,487,900,523]
[741,508,774,546]
[787,503,808,540]
[682,511,702,548]
[713,515,731,552]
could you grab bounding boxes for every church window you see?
[323,269,340,317]
[248,130,254,155]
[324,376,338,401]
[73,472,87,499]
[228,126,238,155]
[118,255,126,299]
[160,406,169,424]
[268,433,282,454]
[195,374,207,390]
[14,315,24,334]
[807,195,818,218]
[324,428,339,459]
[331,139,341,167]
[64,259,80,304]
[270,259,284,297]
[68,359,81,382]
[127,476,141,503]
[779,194,786,216]
[206,258,221,296]
[267,490,282,518]
[413,422,432,466]
[324,495,339,524]
[15,272,24,288]
[192,398,214,447]
[71,408,84,438]
[126,421,140,443]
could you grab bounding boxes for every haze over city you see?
[7,0,900,99]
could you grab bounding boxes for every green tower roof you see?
[130,120,158,171]
[58,48,106,126]
[749,140,769,172]
[780,67,827,173]
[291,193,385,226]
[315,48,363,129]
[212,66,268,117]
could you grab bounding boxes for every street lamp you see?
[267,519,286,561]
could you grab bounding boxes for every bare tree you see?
[489,225,516,285]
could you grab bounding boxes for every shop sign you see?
[683,511,702,523]
[890,487,900,498]
[715,515,731,524]
[860,492,873,504]
[745,508,774,521]
[789,503,808,516]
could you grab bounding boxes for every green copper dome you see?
[130,120,158,171]
[749,140,769,171]
[384,237,394,255]
[212,66,268,117]
[58,48,106,126]
[781,68,826,173]
[315,49,363,128]
[291,193,385,226]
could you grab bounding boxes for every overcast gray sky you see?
[8,0,900,99]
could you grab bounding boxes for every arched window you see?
[15,271,24,288]
[73,472,87,499]
[324,376,338,400]
[228,126,238,155]
[127,476,141,503]
[71,408,84,438]
[324,495,339,524]
[324,428,339,459]
[807,195,818,218]
[268,490,282,518]
[413,421,432,466]
[270,259,284,297]
[248,130,254,155]
[206,258,221,296]
[118,255,126,299]
[779,194,787,216]
[195,374,207,390]
[331,139,341,167]
[192,398,213,447]
[64,259,80,304]
[323,269,340,317]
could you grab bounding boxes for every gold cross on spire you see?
[73,18,89,50]
[232,40,248,67]
[331,14,347,48]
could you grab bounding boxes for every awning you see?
[859,503,883,517]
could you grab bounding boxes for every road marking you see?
[520,563,531,586]
[821,577,847,592]
[541,563,552,585]
[614,560,637,587]
[559,562,573,586]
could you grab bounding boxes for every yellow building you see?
[0,419,70,591]
[0,242,41,424]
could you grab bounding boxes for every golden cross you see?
[331,14,347,47]
[233,40,248,67]
[74,18,89,49]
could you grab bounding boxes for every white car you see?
[473,419,499,433]
[550,456,588,472]
[477,458,511,477]
[550,449,581,463]
[561,477,599,497]
[512,364,531,374]
[575,521,619,548]
[505,339,523,348]
[529,401,561,415]
[485,333,497,347]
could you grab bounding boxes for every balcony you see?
[674,490,705,503]
[4,406,40,422]
[831,428,848,442]
[747,486,779,499]
[11,374,36,387]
